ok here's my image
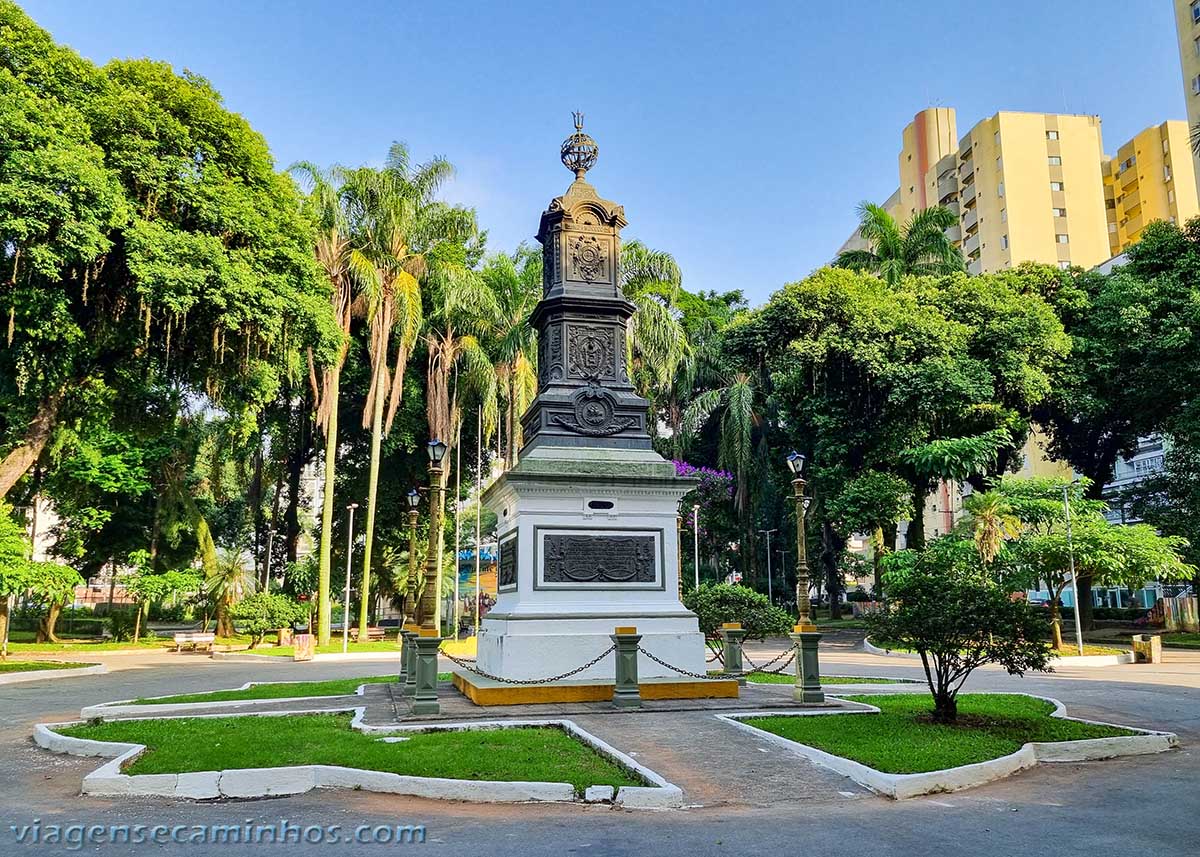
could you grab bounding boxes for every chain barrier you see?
[705,647,724,665]
[440,645,616,686]
[638,645,798,680]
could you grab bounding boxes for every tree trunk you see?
[284,394,308,564]
[1076,574,1095,632]
[36,601,63,643]
[0,598,9,660]
[359,352,388,635]
[1050,599,1064,649]
[932,690,958,723]
[316,370,340,646]
[132,602,141,644]
[906,490,926,551]
[822,522,846,619]
[872,525,884,598]
[0,392,62,500]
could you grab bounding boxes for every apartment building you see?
[1103,120,1199,256]
[1174,0,1200,195]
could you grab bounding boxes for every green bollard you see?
[397,629,409,685]
[411,631,443,716]
[611,626,642,709]
[789,624,825,704]
[719,622,748,686]
[401,624,419,697]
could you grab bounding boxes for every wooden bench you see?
[173,631,216,652]
[348,627,387,643]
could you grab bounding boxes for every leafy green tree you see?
[998,477,1193,648]
[1125,434,1200,598]
[962,489,1022,565]
[826,470,913,594]
[125,564,202,643]
[205,550,257,638]
[0,503,31,656]
[869,538,1053,722]
[834,203,965,287]
[26,561,83,643]
[621,240,689,412]
[230,592,305,648]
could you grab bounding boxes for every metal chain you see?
[705,648,723,664]
[743,647,795,674]
[637,645,728,680]
[639,645,798,680]
[440,645,616,686]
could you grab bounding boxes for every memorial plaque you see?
[498,534,518,590]
[539,531,658,586]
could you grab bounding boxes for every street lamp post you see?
[758,528,776,604]
[692,503,701,590]
[1063,484,1085,656]
[786,450,823,704]
[341,504,358,654]
[404,489,421,621]
[422,440,448,633]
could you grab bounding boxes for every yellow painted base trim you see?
[451,671,740,706]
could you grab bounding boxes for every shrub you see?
[683,583,793,641]
[845,588,871,603]
[230,593,307,647]
[867,538,1053,723]
[104,608,140,642]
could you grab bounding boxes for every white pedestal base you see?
[477,614,706,681]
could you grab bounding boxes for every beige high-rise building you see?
[1103,120,1199,255]
[1173,0,1200,195]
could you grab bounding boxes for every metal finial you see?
[561,112,598,180]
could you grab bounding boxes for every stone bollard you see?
[1132,633,1162,664]
[411,629,443,716]
[401,624,420,697]
[789,624,825,704]
[611,626,642,709]
[719,622,748,686]
[397,628,410,685]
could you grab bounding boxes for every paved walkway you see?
[2,633,1198,856]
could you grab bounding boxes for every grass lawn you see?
[744,693,1133,774]
[0,660,91,673]
[59,714,645,794]
[743,673,911,685]
[132,673,455,705]
[1163,633,1200,649]
[7,638,174,653]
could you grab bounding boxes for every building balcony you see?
[945,224,962,243]
[963,231,981,256]
[937,173,959,200]
[962,206,978,231]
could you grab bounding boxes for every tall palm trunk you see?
[358,353,388,634]
[317,370,340,645]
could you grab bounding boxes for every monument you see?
[464,115,711,696]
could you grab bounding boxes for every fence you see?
[1159,594,1199,633]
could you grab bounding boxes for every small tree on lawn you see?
[230,593,306,648]
[125,564,203,643]
[868,538,1053,723]
[684,582,792,655]
[28,561,84,643]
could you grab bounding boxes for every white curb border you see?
[79,678,387,719]
[716,692,1177,800]
[863,637,1135,667]
[211,651,401,663]
[35,706,681,809]
[0,663,106,685]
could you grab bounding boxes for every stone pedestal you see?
[476,446,706,681]
[790,630,825,704]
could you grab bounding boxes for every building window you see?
[1052,207,1067,217]
[1051,181,1064,191]
[998,182,1004,197]
[1193,0,1200,24]
[996,157,1002,171]
[1109,222,1118,233]
[1165,165,1172,181]
[1192,74,1200,95]
[1056,234,1069,244]
[1046,130,1059,140]
[1169,189,1176,203]
[1106,198,1116,209]
[1000,208,1007,222]
[1048,156,1062,166]
[1000,235,1009,250]
[994,131,1000,146]
[1058,261,1071,270]
[1165,137,1172,152]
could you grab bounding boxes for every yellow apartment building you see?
[1173,0,1200,195]
[1103,120,1199,255]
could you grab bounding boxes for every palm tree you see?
[963,489,1022,564]
[834,202,965,287]
[481,245,541,468]
[290,161,366,646]
[206,549,257,638]
[620,240,689,413]
[344,144,479,634]
[681,371,764,513]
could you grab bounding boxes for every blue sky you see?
[19,0,1185,304]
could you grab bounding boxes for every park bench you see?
[349,627,387,643]
[172,631,215,652]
